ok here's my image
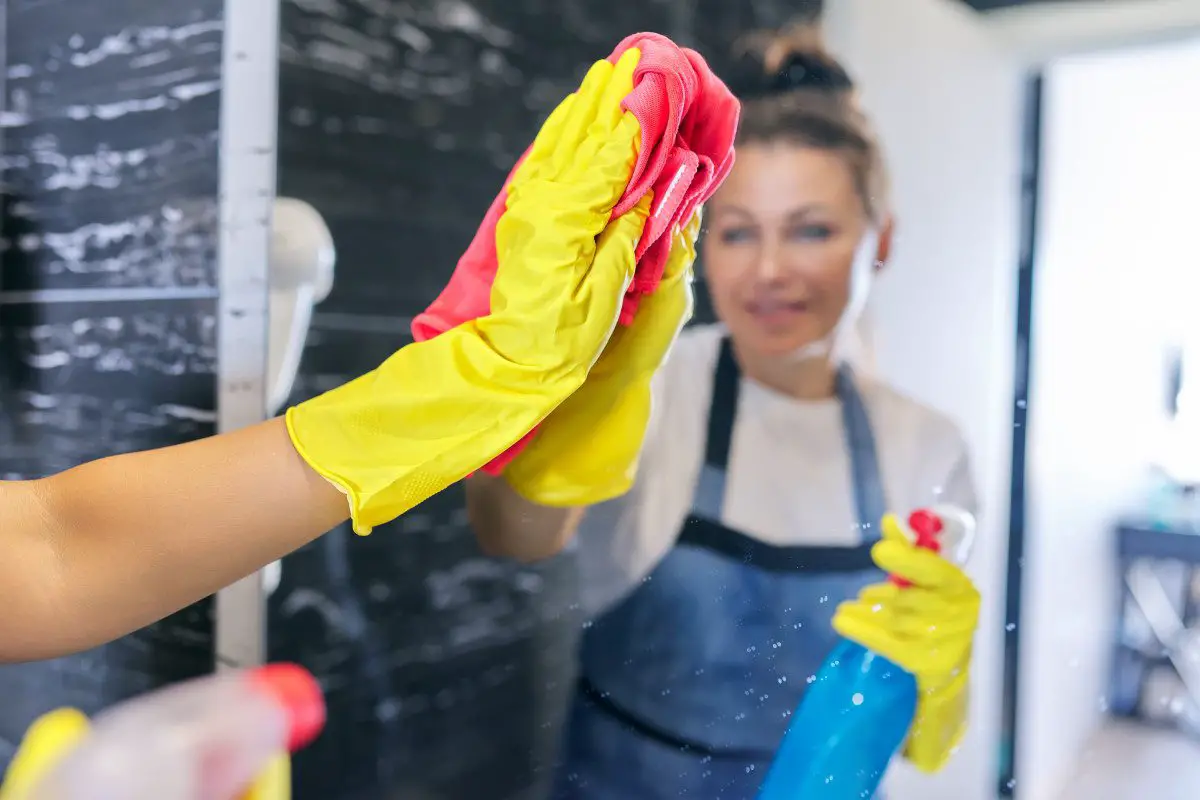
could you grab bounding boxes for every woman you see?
[0,52,678,665]
[467,26,981,799]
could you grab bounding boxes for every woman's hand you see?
[501,210,700,507]
[463,209,699,562]
[285,49,651,535]
[832,512,980,772]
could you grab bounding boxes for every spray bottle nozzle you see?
[906,509,944,553]
[888,508,945,589]
[885,505,976,589]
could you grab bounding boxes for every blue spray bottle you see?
[756,505,976,799]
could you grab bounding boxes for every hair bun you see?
[728,23,855,101]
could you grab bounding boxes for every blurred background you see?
[3,0,1200,798]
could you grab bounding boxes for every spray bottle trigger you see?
[888,508,944,589]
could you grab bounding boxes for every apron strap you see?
[692,337,887,541]
[704,336,740,468]
[691,338,739,521]
[836,365,887,540]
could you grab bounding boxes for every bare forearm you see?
[0,417,348,662]
[465,472,582,562]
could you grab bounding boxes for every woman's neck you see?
[732,341,837,400]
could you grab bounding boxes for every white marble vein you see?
[3,13,223,290]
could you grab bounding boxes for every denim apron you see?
[553,337,889,799]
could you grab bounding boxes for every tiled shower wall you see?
[0,0,223,764]
[271,1,809,798]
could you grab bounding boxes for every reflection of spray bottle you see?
[757,506,976,800]
[0,663,325,800]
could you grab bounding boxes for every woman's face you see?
[703,143,872,358]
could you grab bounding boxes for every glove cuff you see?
[903,668,969,773]
[286,332,579,535]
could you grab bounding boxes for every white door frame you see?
[213,0,280,671]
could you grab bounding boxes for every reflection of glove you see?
[502,209,700,506]
[832,512,980,772]
[0,709,288,800]
[285,49,649,534]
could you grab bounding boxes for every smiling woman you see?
[704,22,890,387]
[703,146,882,369]
[465,21,982,800]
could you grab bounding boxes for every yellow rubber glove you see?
[285,49,650,534]
[243,755,290,800]
[0,709,288,800]
[831,512,980,773]
[0,709,90,800]
[502,209,700,506]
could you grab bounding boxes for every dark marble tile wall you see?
[0,0,223,766]
[272,2,807,799]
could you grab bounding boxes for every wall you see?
[825,1,1023,798]
[1016,39,1200,800]
[0,0,224,764]
[268,1,805,798]
[988,0,1200,62]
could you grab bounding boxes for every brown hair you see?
[728,23,889,222]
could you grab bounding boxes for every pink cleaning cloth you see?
[412,32,740,474]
